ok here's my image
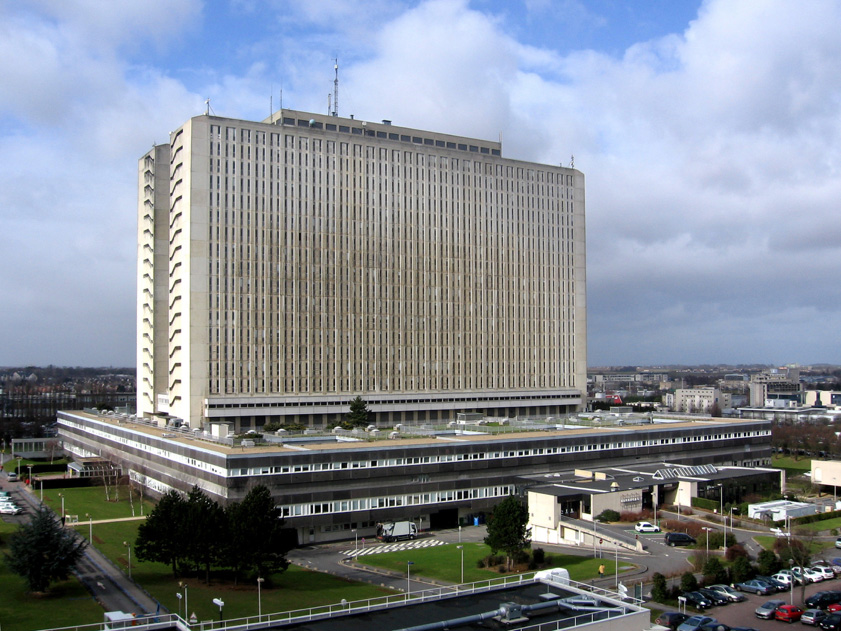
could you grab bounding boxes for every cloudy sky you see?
[1,0,839,368]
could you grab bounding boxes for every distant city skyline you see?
[2,1,840,367]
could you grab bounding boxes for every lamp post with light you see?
[352,529,358,557]
[179,582,189,621]
[212,598,225,621]
[407,561,414,597]
[176,592,183,619]
[85,513,93,543]
[257,577,265,617]
[58,492,65,523]
[456,545,464,584]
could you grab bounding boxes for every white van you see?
[7,472,18,481]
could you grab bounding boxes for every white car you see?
[811,566,835,581]
[772,572,794,587]
[802,567,824,583]
[634,521,660,533]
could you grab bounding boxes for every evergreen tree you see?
[224,485,291,582]
[183,486,227,583]
[346,396,370,427]
[4,506,87,593]
[679,571,698,593]
[484,495,532,571]
[135,490,186,576]
[651,572,668,602]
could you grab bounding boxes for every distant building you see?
[749,367,802,406]
[665,387,729,414]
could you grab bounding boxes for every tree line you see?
[134,484,292,584]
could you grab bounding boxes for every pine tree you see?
[347,395,370,427]
[4,505,87,593]
[484,495,531,571]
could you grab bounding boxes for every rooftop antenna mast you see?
[332,58,339,117]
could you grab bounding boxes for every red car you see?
[775,604,805,623]
[828,603,841,614]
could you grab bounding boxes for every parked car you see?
[813,566,836,581]
[655,612,690,630]
[698,623,731,631]
[806,591,841,610]
[775,604,804,623]
[707,584,746,603]
[778,568,807,585]
[814,560,841,576]
[755,599,787,619]
[805,567,827,583]
[677,615,716,631]
[820,613,841,631]
[835,536,841,550]
[772,572,795,588]
[635,521,660,532]
[683,591,714,610]
[737,579,776,595]
[826,603,841,614]
[755,575,788,591]
[698,588,729,607]
[665,532,697,547]
[803,609,829,626]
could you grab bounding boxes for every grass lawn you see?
[81,520,396,622]
[2,488,395,629]
[771,455,812,474]
[358,542,620,584]
[754,534,833,554]
[37,484,155,522]
[0,520,103,631]
[796,518,841,533]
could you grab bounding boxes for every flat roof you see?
[58,410,768,458]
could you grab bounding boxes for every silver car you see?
[754,599,786,619]
[707,584,746,602]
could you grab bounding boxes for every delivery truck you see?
[376,520,418,542]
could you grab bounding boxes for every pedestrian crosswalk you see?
[341,538,447,557]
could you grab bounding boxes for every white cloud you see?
[1,0,840,366]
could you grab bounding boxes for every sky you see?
[1,0,840,369]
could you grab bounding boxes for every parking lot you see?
[675,576,841,629]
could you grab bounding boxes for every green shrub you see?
[596,509,620,522]
[651,572,668,602]
[680,572,698,593]
[532,548,545,564]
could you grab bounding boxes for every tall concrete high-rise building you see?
[137,109,586,430]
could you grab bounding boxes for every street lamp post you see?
[123,541,132,579]
[176,592,183,619]
[58,493,65,523]
[16,457,21,476]
[212,598,225,622]
[407,561,414,596]
[702,527,712,557]
[457,545,464,585]
[86,513,92,543]
[27,465,32,486]
[614,545,619,588]
[257,577,265,617]
[39,478,43,503]
[352,529,358,557]
[179,582,189,621]
[458,525,462,543]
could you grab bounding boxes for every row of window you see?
[279,484,516,518]
[231,429,771,477]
